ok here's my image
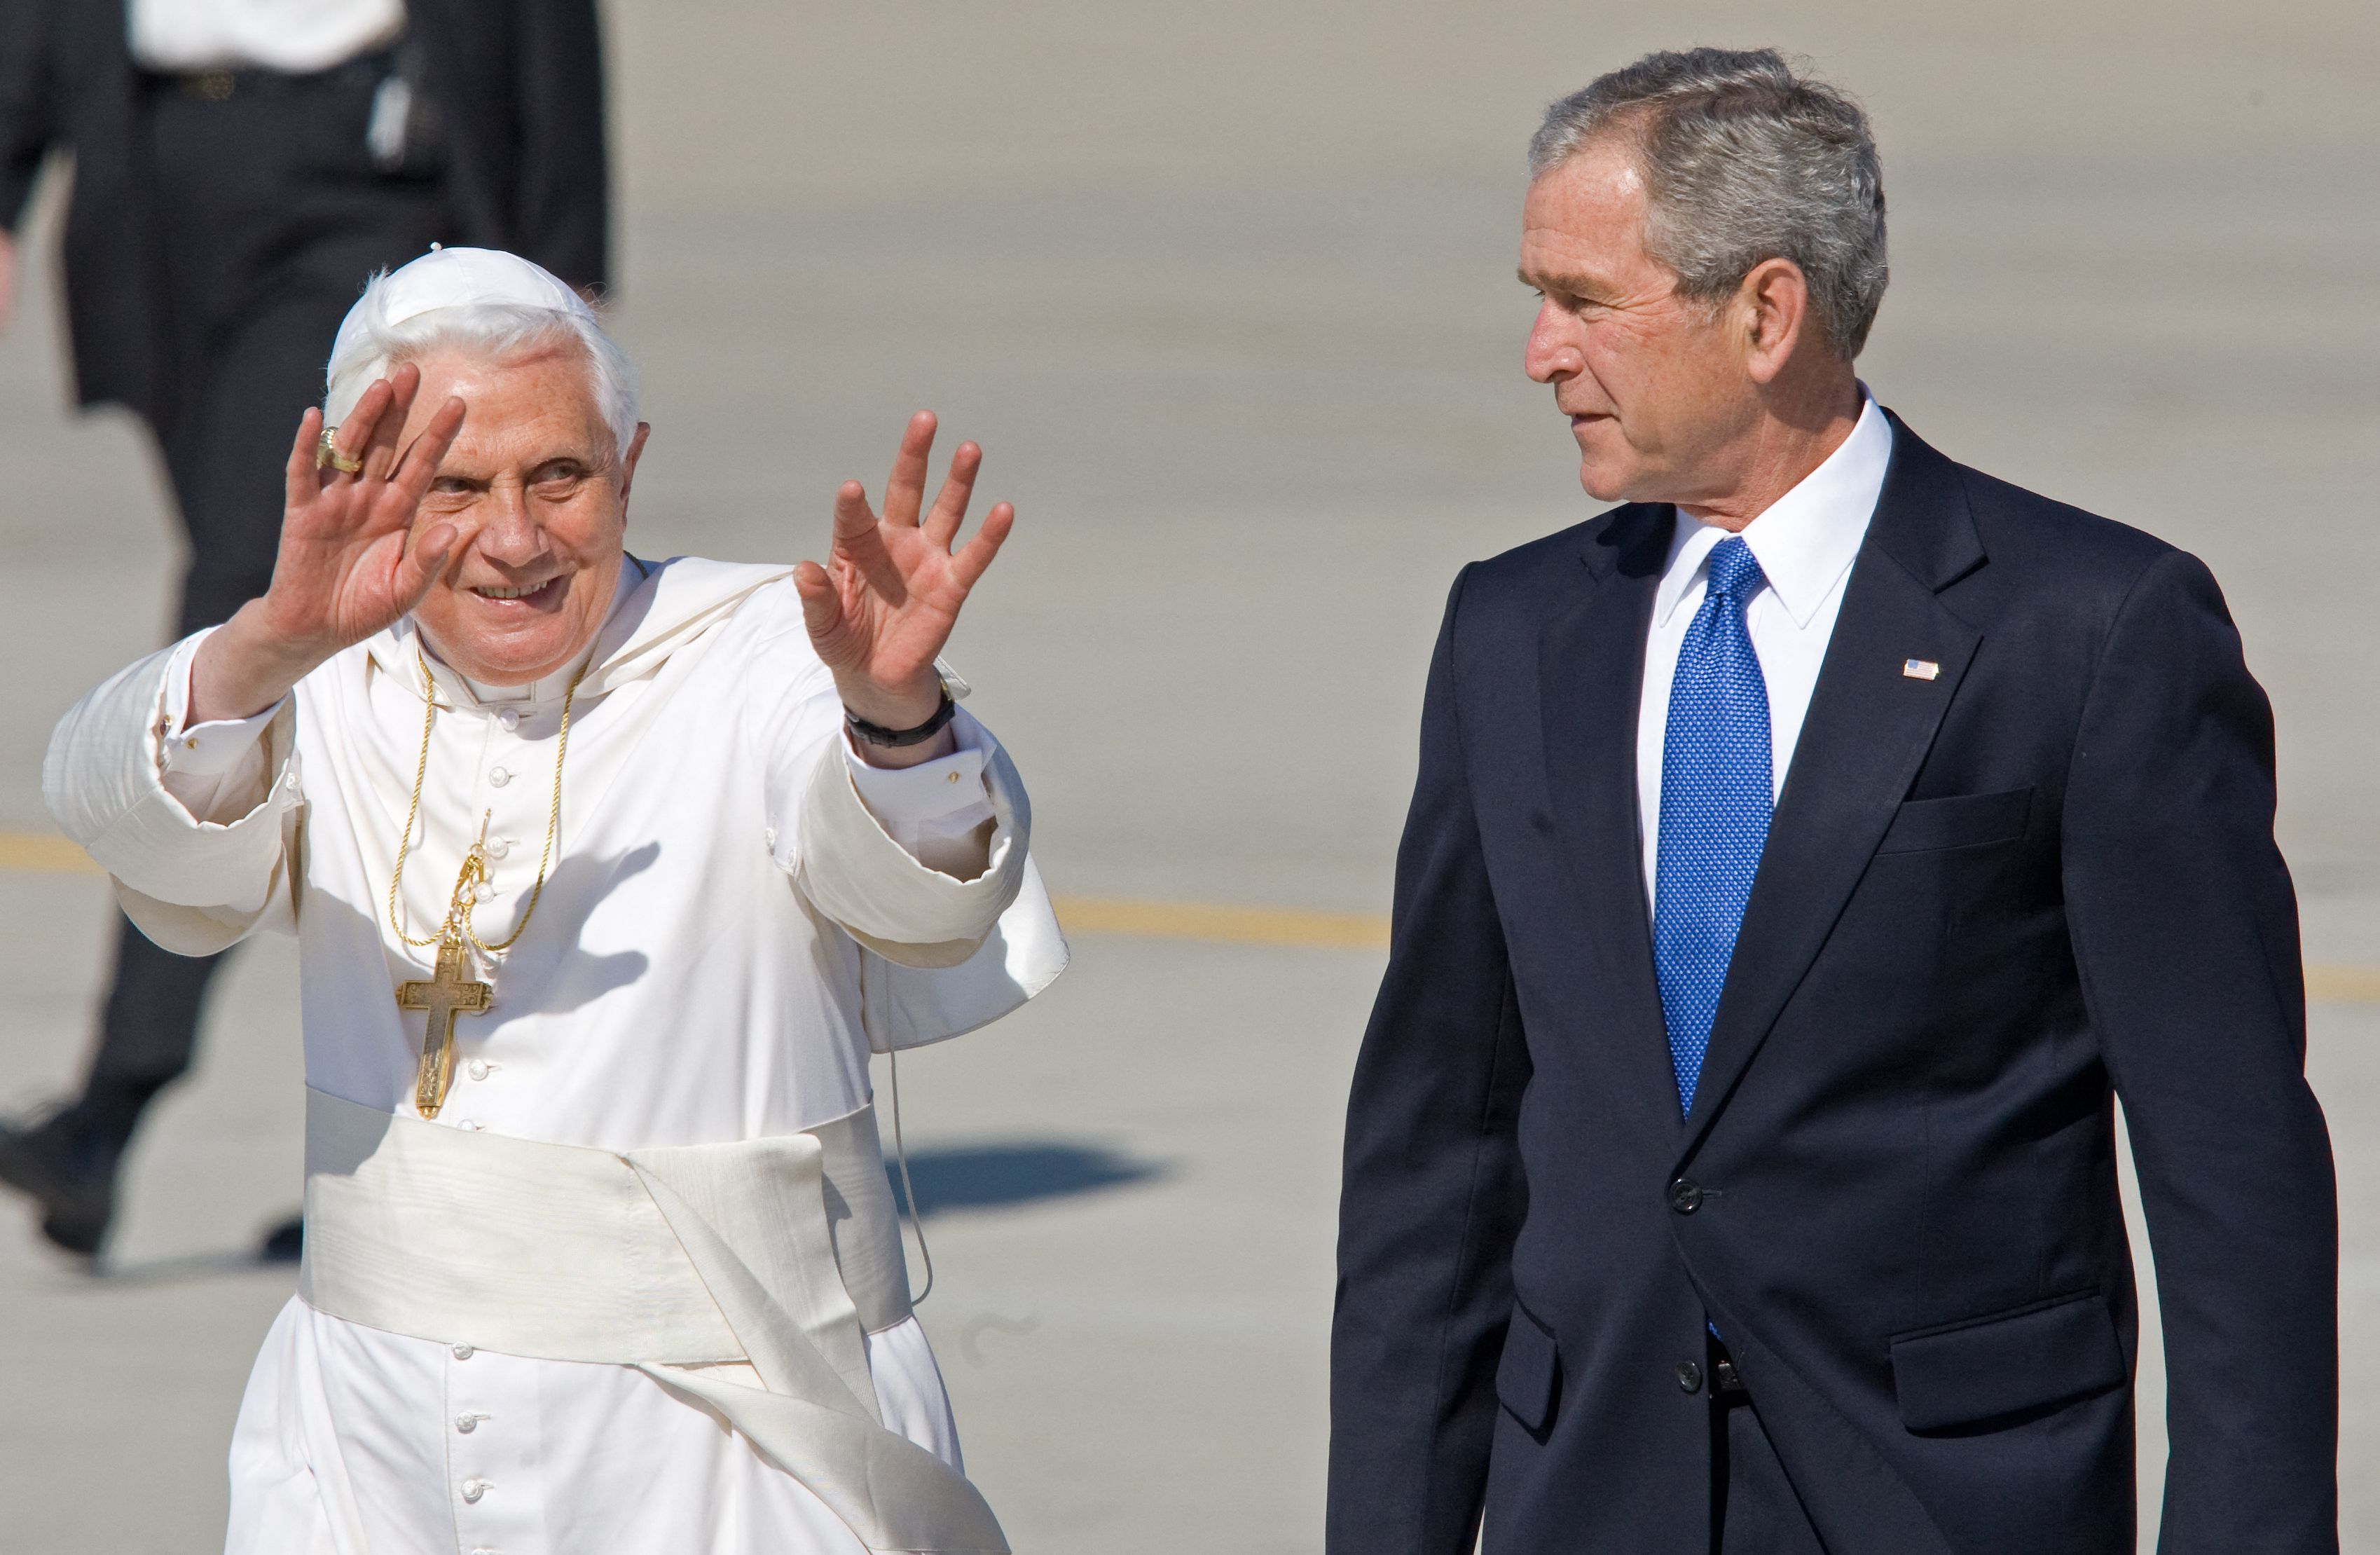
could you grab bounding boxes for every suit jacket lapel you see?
[1681,418,1987,1151]
[1539,504,1683,1147]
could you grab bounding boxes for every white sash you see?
[297,1088,1007,1555]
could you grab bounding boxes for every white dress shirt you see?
[1637,395,1894,906]
[130,0,406,74]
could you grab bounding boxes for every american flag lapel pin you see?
[1902,658,1941,681]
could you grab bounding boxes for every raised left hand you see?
[795,411,1014,734]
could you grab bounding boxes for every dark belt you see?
[139,46,396,104]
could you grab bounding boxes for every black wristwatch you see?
[845,690,957,748]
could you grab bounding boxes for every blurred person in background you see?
[0,0,607,1257]
[1330,47,2336,1555]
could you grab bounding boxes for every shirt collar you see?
[1652,392,1894,629]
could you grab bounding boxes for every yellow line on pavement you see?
[0,831,98,874]
[2306,963,2380,1004]
[1050,895,1389,950]
[3,833,2375,1001]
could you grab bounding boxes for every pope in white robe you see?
[43,248,1065,1555]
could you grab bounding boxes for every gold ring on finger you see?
[316,426,366,475]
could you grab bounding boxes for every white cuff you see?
[787,708,1030,968]
[159,631,284,779]
[844,739,991,824]
[43,637,302,922]
[843,719,998,877]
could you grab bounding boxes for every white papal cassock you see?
[43,554,1067,1555]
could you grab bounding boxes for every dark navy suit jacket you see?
[1328,413,2337,1554]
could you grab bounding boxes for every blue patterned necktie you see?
[1653,536,1773,1118]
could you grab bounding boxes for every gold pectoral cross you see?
[397,936,493,1118]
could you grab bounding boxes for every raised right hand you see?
[188,365,467,722]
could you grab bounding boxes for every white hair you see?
[322,273,642,463]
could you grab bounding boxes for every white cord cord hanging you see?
[887,1047,935,1307]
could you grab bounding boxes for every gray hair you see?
[1529,48,1887,359]
[323,277,642,462]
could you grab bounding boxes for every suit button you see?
[1676,1359,1703,1394]
[1668,1178,1704,1214]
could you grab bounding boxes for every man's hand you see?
[188,365,467,722]
[795,412,1013,767]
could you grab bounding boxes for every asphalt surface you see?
[0,1,2372,1549]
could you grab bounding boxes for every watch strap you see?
[845,691,958,748]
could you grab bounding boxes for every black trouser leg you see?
[6,62,446,1256]
[83,918,227,1105]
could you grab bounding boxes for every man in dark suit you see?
[0,0,607,1255]
[1328,47,2337,1555]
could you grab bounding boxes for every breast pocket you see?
[1875,786,2033,856]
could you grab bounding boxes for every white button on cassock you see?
[461,1477,490,1503]
[497,709,519,731]
[468,1060,490,1081]
[452,1343,474,1360]
[489,767,511,787]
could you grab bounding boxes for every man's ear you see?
[1738,258,1813,385]
[617,423,652,502]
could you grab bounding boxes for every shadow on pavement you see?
[81,1211,302,1282]
[889,1141,1164,1218]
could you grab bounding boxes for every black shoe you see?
[0,1104,125,1256]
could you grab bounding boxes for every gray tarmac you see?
[0,1,2374,1548]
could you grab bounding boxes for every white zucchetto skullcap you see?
[328,245,592,374]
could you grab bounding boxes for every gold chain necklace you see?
[387,648,586,1115]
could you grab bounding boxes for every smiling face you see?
[1520,136,1763,508]
[397,342,649,685]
